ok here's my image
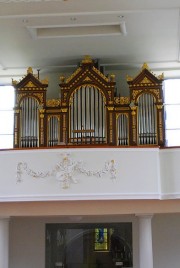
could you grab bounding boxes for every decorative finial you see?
[27,67,33,74]
[81,55,93,64]
[142,63,149,70]
[126,74,133,82]
[110,74,115,82]
[60,75,66,83]
[12,78,18,85]
[158,72,164,80]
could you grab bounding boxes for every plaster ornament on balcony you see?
[16,153,116,189]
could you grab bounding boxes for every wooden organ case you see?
[12,57,165,148]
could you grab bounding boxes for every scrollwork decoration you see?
[16,153,117,189]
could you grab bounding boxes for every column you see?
[137,214,153,268]
[0,218,9,268]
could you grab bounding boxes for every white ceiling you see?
[0,0,180,82]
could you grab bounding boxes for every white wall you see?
[0,148,160,201]
[152,214,180,268]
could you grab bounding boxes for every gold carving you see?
[81,55,93,64]
[39,109,45,113]
[14,132,18,145]
[34,93,43,103]
[140,77,152,84]
[107,106,114,111]
[27,67,33,74]
[61,108,68,113]
[108,90,112,99]
[131,111,136,116]
[83,76,91,81]
[60,75,66,83]
[39,109,45,118]
[142,62,150,70]
[14,109,20,113]
[126,75,133,82]
[127,63,164,83]
[92,66,109,82]
[149,89,160,99]
[114,96,130,105]
[41,78,48,85]
[26,81,36,87]
[63,114,66,143]
[109,113,113,142]
[12,78,18,85]
[133,128,136,142]
[131,106,137,116]
[17,93,26,103]
[132,90,143,100]
[157,105,163,109]
[46,99,61,107]
[65,67,81,83]
[40,118,44,144]
[110,74,115,82]
[158,73,164,80]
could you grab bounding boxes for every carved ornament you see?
[142,62,150,70]
[110,74,115,82]
[149,89,160,99]
[61,108,68,113]
[41,78,49,85]
[25,81,36,87]
[33,93,44,103]
[12,78,18,85]
[132,90,143,100]
[140,77,153,84]
[114,96,130,105]
[126,75,133,82]
[83,76,92,82]
[107,106,114,111]
[65,67,81,83]
[158,73,164,80]
[46,99,61,107]
[81,55,93,64]
[92,66,109,82]
[157,105,163,109]
[16,153,116,190]
[126,63,164,82]
[17,93,27,103]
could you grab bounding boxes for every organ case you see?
[12,57,165,148]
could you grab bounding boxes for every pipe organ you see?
[12,57,165,148]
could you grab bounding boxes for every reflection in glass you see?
[45,223,132,268]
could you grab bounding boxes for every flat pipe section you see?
[20,97,38,148]
[117,114,128,146]
[138,93,157,145]
[48,116,59,146]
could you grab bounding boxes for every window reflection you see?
[164,80,180,146]
[0,86,14,149]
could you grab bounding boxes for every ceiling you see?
[0,0,180,83]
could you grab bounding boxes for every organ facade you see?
[12,56,165,148]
